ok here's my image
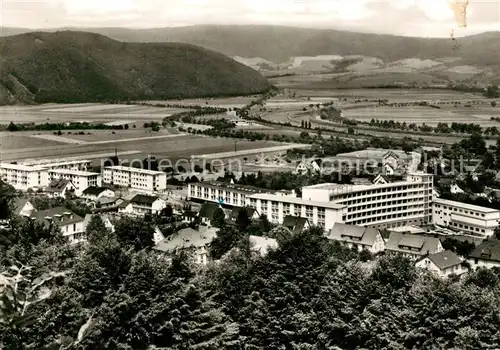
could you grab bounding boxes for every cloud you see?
[2,0,499,36]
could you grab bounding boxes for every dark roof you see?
[30,207,84,227]
[282,215,309,234]
[216,176,234,183]
[469,239,500,263]
[327,223,381,247]
[130,194,159,205]
[45,179,73,193]
[426,250,463,270]
[386,232,442,256]
[118,200,130,209]
[199,202,221,220]
[230,206,257,220]
[183,210,197,218]
[82,186,109,196]
[12,198,32,216]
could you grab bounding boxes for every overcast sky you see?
[2,0,499,37]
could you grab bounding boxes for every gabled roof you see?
[386,232,441,256]
[82,186,110,196]
[30,207,83,227]
[130,194,159,205]
[469,239,500,263]
[327,223,381,247]
[425,250,463,270]
[118,200,130,209]
[199,202,221,220]
[282,215,309,234]
[229,206,257,220]
[45,179,74,193]
[154,227,218,253]
[12,198,32,216]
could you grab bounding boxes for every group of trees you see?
[2,180,500,348]
[3,121,124,132]
[365,119,492,136]
[300,120,312,129]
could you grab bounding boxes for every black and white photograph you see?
[1,0,500,348]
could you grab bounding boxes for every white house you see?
[119,194,166,216]
[45,179,77,198]
[385,232,443,259]
[153,227,218,265]
[81,187,115,201]
[12,198,35,217]
[326,222,385,253]
[416,250,466,278]
[30,207,85,244]
[468,239,500,270]
[48,169,101,196]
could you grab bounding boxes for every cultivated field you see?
[141,96,257,109]
[342,106,500,127]
[0,104,187,124]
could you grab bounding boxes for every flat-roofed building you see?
[48,169,101,196]
[102,166,166,192]
[188,181,280,207]
[302,172,433,229]
[21,159,92,171]
[433,198,500,237]
[246,193,347,229]
[0,163,49,190]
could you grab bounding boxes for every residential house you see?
[44,179,77,198]
[249,235,278,256]
[372,174,390,185]
[415,250,466,278]
[226,206,260,226]
[82,213,116,234]
[351,177,374,186]
[327,223,385,253]
[385,232,443,259]
[198,202,223,226]
[12,198,35,217]
[182,209,198,224]
[281,215,310,234]
[30,207,85,244]
[97,196,123,209]
[294,158,321,175]
[153,226,218,265]
[468,239,500,270]
[82,187,115,201]
[121,194,166,216]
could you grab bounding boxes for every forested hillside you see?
[0,31,270,105]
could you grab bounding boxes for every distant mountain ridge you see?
[0,31,270,105]
[2,25,499,67]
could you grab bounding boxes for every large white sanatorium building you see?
[102,166,167,192]
[188,172,433,230]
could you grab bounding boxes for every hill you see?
[0,31,270,105]
[3,25,498,67]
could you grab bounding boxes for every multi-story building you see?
[301,172,433,229]
[102,166,166,192]
[246,193,346,229]
[48,169,101,196]
[187,181,276,207]
[433,198,500,237]
[30,207,85,244]
[21,159,92,171]
[0,163,49,190]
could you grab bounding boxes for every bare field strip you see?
[191,144,312,159]
[0,134,66,150]
[42,104,137,112]
[30,134,88,144]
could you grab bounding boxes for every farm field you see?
[342,106,500,127]
[0,104,187,124]
[142,96,257,108]
[289,88,486,101]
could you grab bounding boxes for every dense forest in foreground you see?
[1,181,500,349]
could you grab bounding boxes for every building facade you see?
[302,172,433,229]
[21,159,92,172]
[433,198,500,237]
[48,169,101,196]
[102,166,166,192]
[246,193,346,229]
[0,163,49,190]
[188,181,274,207]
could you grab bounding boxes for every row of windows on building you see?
[434,204,487,217]
[332,184,431,200]
[348,211,427,226]
[443,220,487,234]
